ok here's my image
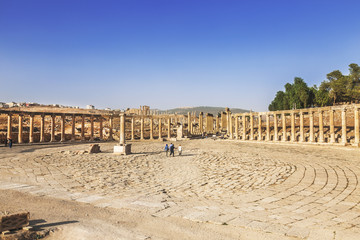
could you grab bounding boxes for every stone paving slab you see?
[1,140,360,239]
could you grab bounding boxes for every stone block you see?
[114,144,131,155]
[89,144,101,153]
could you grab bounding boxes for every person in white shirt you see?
[178,145,182,156]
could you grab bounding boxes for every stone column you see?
[158,117,162,140]
[299,112,304,142]
[81,115,85,141]
[109,116,113,140]
[50,115,55,142]
[150,117,154,140]
[199,112,203,134]
[188,112,191,134]
[7,113,12,140]
[282,112,286,142]
[354,107,360,146]
[258,114,262,141]
[242,114,246,140]
[99,117,103,140]
[90,115,94,141]
[71,114,76,141]
[140,116,144,140]
[167,117,171,138]
[216,115,219,133]
[18,115,23,144]
[40,114,45,142]
[61,114,66,142]
[250,113,254,140]
[229,114,233,139]
[131,117,135,140]
[234,116,238,139]
[309,111,314,143]
[29,114,34,143]
[330,109,335,143]
[290,112,295,142]
[318,110,324,143]
[341,108,347,145]
[266,113,270,141]
[120,113,126,145]
[274,113,278,141]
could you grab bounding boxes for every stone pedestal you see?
[114,144,132,155]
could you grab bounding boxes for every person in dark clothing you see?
[164,144,169,156]
[8,138,12,148]
[169,143,175,157]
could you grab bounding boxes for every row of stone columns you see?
[5,113,110,143]
[229,107,357,146]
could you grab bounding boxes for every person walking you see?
[170,143,175,157]
[178,145,182,156]
[164,144,169,156]
[8,138,12,148]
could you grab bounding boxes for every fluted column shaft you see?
[40,114,45,142]
[61,114,66,142]
[330,109,335,143]
[309,111,314,143]
[51,115,56,142]
[90,115,94,140]
[299,112,304,142]
[120,113,126,145]
[354,108,359,146]
[274,114,278,141]
[234,116,238,139]
[290,112,295,142]
[282,113,286,142]
[131,117,135,140]
[150,117,154,140]
[188,112,191,134]
[109,117,113,140]
[71,115,76,141]
[167,118,171,138]
[266,113,270,141]
[81,115,85,141]
[319,110,324,143]
[258,114,262,141]
[158,118,162,140]
[99,117,103,140]
[341,108,347,145]
[18,115,23,144]
[29,114,34,143]
[242,115,246,140]
[250,113,254,140]
[7,114,12,140]
[140,117,144,140]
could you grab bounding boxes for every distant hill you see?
[156,106,249,116]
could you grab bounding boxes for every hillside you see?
[157,106,249,116]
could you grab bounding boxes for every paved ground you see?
[1,139,360,239]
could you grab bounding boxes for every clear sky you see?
[1,0,360,111]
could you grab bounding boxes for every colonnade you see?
[230,106,359,146]
[2,110,111,143]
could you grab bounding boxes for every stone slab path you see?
[1,140,360,239]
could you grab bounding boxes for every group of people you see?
[4,138,12,148]
[164,143,182,157]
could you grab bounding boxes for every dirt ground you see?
[1,139,360,239]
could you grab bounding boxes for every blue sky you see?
[1,0,360,111]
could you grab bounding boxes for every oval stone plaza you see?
[1,104,360,239]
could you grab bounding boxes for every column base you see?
[352,142,360,147]
[114,144,132,155]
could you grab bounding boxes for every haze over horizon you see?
[1,0,360,111]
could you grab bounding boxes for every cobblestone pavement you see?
[1,140,360,239]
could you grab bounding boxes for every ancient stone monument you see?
[114,112,131,155]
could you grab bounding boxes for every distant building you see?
[86,105,95,109]
[6,102,17,108]
[0,102,8,108]
[105,108,112,111]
